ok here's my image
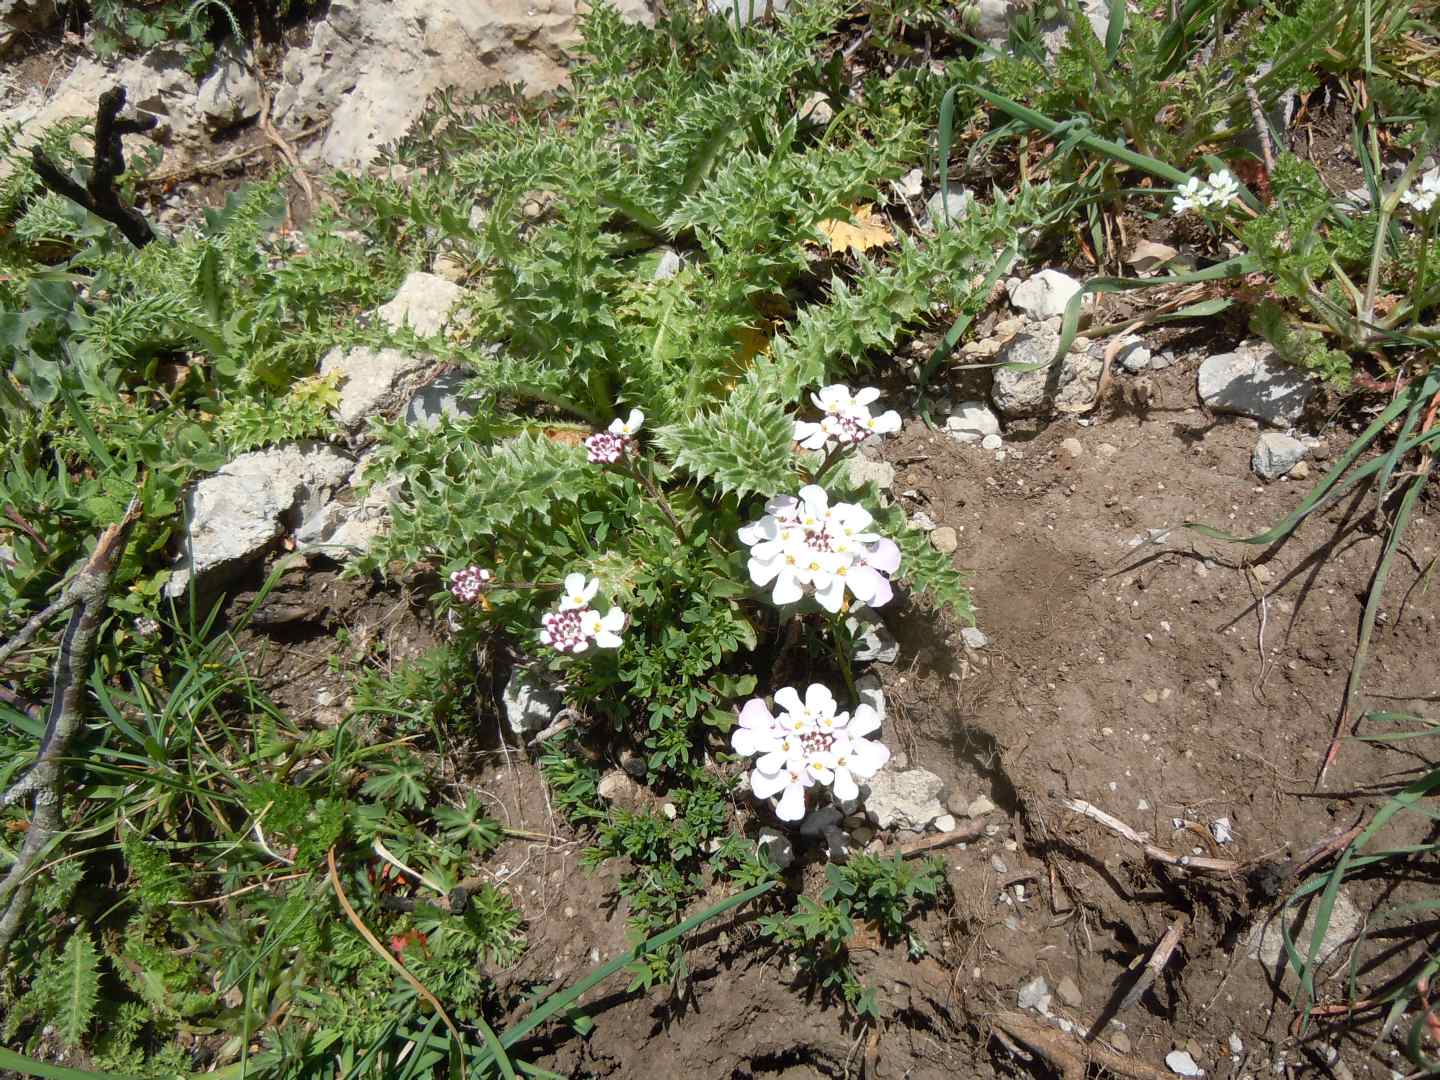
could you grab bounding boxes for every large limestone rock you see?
[864,767,947,831]
[320,347,432,432]
[1199,341,1315,426]
[991,325,1102,417]
[273,0,655,170]
[166,442,354,596]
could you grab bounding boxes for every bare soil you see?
[229,346,1439,1079]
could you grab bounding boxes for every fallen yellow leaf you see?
[815,203,894,256]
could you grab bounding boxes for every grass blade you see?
[474,880,775,1070]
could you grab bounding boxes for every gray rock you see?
[1056,976,1082,1007]
[930,526,959,554]
[960,0,1012,44]
[1115,337,1152,373]
[1007,270,1083,320]
[274,0,655,169]
[798,805,843,838]
[992,327,1103,418]
[406,370,479,428]
[295,455,403,555]
[377,271,465,338]
[1252,432,1308,480]
[798,91,833,127]
[756,827,795,870]
[597,770,647,808]
[1198,343,1315,426]
[166,442,354,596]
[864,767,947,830]
[945,400,1001,443]
[925,188,972,229]
[848,456,896,491]
[653,247,683,280]
[933,814,958,833]
[960,627,990,650]
[1150,350,1180,370]
[320,346,431,432]
[1248,888,1362,975]
[846,607,898,663]
[964,794,997,818]
[1165,1050,1204,1077]
[909,510,938,532]
[196,47,260,129]
[502,667,564,739]
[855,674,886,725]
[1017,975,1051,1014]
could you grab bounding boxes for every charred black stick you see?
[30,86,157,248]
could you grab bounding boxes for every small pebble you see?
[1111,1032,1132,1054]
[930,526,959,554]
[990,854,1009,874]
[1097,442,1119,458]
[1056,976,1082,1007]
[1166,1050,1204,1077]
[1061,437,1084,458]
[981,433,1003,450]
[933,814,957,833]
[965,795,997,817]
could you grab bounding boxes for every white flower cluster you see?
[793,385,901,451]
[1400,166,1440,214]
[732,684,891,822]
[448,565,493,605]
[1172,170,1241,215]
[739,485,900,613]
[585,409,645,464]
[539,573,625,654]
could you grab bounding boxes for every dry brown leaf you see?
[815,204,894,256]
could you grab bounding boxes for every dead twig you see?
[895,819,987,858]
[31,87,156,248]
[993,1010,1173,1080]
[1061,798,1242,875]
[0,498,143,962]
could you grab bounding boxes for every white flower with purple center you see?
[739,485,901,613]
[448,565,493,605]
[793,384,901,451]
[585,408,644,464]
[731,683,892,822]
[540,573,625,653]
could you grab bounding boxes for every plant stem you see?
[1363,152,1429,324]
[625,458,688,546]
[828,612,857,701]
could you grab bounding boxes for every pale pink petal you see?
[748,556,782,588]
[831,767,859,802]
[750,768,788,799]
[770,570,804,606]
[804,684,836,716]
[848,737,891,777]
[865,539,901,574]
[739,699,775,730]
[847,704,881,737]
[775,782,807,821]
[812,574,845,613]
[853,387,881,406]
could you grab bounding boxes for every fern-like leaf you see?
[55,930,101,1049]
[654,379,795,498]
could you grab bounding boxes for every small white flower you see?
[1204,170,1240,206]
[740,486,901,611]
[1172,176,1207,215]
[559,572,599,611]
[582,606,626,649]
[1400,166,1440,214]
[1172,170,1240,215]
[750,762,813,821]
[793,384,901,452]
[608,408,644,436]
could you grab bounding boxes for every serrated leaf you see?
[56,931,100,1049]
[654,380,795,498]
[195,244,224,323]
